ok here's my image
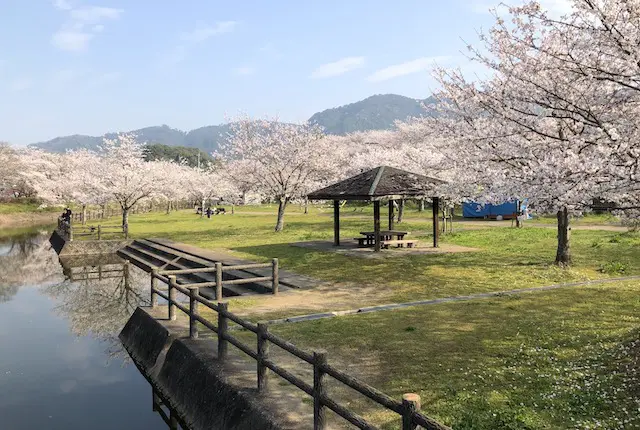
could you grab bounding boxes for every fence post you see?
[189,287,199,339]
[313,351,327,430]
[217,302,228,360]
[257,322,270,391]
[150,270,158,308]
[402,393,421,430]
[271,258,279,295]
[168,275,177,321]
[97,225,101,241]
[69,223,73,242]
[215,262,223,300]
[169,410,178,430]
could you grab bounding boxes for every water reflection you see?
[0,229,167,429]
[0,230,64,299]
[46,255,150,362]
[152,387,190,430]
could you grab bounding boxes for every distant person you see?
[206,207,212,219]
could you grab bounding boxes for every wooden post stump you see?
[402,393,421,430]
[151,270,158,308]
[271,258,279,295]
[168,275,177,321]
[218,302,228,360]
[215,262,223,300]
[257,322,269,391]
[189,287,199,339]
[313,351,327,430]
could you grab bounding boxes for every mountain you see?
[29,94,435,153]
[309,94,435,135]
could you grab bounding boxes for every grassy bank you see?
[118,208,639,315]
[267,281,640,429]
[109,206,638,428]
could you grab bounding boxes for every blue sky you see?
[0,0,567,145]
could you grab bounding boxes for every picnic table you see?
[356,230,408,247]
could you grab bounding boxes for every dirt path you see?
[234,275,640,325]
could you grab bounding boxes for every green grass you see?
[97,205,639,428]
[119,207,639,314]
[0,201,61,214]
[267,281,640,429]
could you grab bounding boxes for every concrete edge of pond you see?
[120,307,308,430]
[49,230,132,256]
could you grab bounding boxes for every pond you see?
[0,228,177,429]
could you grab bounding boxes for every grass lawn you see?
[0,201,61,214]
[265,281,640,429]
[117,206,639,319]
[68,204,639,428]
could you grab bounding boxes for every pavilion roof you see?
[307,166,446,201]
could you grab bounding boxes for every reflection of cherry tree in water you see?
[0,232,64,302]
[44,259,150,364]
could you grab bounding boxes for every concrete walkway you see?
[255,275,640,326]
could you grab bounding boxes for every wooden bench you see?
[354,237,372,247]
[381,239,419,249]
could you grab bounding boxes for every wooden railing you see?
[149,270,451,430]
[154,260,279,301]
[71,224,128,241]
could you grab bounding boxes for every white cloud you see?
[8,78,32,92]
[367,56,450,83]
[181,21,237,43]
[310,57,365,79]
[51,31,93,52]
[51,4,123,52]
[69,6,122,22]
[234,66,255,76]
[52,0,72,11]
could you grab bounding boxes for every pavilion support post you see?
[388,200,395,230]
[333,200,340,246]
[374,201,381,252]
[432,197,440,248]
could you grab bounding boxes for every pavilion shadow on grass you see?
[307,166,447,252]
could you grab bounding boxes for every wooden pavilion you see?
[307,166,447,252]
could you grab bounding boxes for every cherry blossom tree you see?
[94,134,165,231]
[417,0,639,265]
[220,115,341,231]
[59,149,108,224]
[187,166,226,217]
[0,143,21,196]
[16,149,66,203]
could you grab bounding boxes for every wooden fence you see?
[149,270,451,430]
[153,260,279,302]
[71,224,128,241]
[58,217,128,241]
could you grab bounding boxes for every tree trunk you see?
[201,198,205,218]
[555,207,571,266]
[122,207,130,238]
[275,197,288,232]
[515,201,522,228]
[231,203,235,215]
[304,196,309,214]
[241,191,247,205]
[418,199,425,212]
[166,201,171,214]
[82,204,87,225]
[397,199,405,223]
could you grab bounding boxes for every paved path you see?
[256,275,640,326]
